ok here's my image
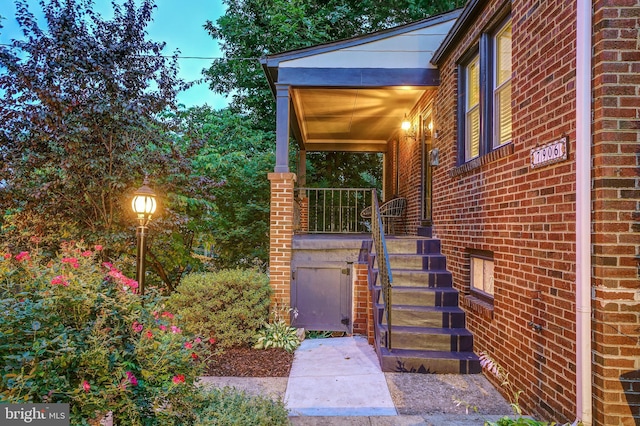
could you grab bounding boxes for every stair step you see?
[382,269,453,288]
[378,325,474,352]
[376,304,467,328]
[383,237,441,254]
[379,347,481,374]
[388,253,447,270]
[374,286,459,307]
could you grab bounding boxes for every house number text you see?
[530,137,568,169]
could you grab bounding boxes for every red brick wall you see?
[592,1,640,424]
[397,90,438,235]
[384,139,398,201]
[432,0,578,422]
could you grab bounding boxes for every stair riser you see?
[380,355,481,374]
[390,311,466,328]
[380,332,474,352]
[388,255,446,271]
[388,272,453,288]
[384,239,441,255]
[383,290,459,307]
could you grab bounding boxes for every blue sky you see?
[0,0,228,109]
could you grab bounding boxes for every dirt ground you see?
[205,346,294,377]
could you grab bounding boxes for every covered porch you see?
[260,10,460,336]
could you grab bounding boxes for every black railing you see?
[371,190,393,350]
[295,188,373,233]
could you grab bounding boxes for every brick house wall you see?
[591,1,640,424]
[431,0,579,422]
[396,90,438,235]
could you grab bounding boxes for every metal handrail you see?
[371,190,393,350]
[295,188,373,233]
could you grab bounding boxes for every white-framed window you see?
[458,16,512,164]
[493,20,512,148]
[470,252,494,298]
[465,54,480,161]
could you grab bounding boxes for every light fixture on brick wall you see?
[401,114,416,139]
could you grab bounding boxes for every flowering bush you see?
[0,242,209,425]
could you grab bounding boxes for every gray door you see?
[291,264,351,332]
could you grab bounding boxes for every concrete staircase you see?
[370,236,481,374]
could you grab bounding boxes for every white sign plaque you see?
[530,137,568,169]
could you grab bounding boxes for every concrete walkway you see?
[286,336,396,416]
[199,336,514,425]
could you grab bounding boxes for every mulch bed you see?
[204,346,294,377]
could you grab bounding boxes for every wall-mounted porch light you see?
[401,114,416,139]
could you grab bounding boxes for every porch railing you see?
[295,188,374,233]
[371,190,393,350]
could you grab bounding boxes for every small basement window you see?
[470,250,494,300]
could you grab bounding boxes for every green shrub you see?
[194,388,289,426]
[0,242,209,425]
[167,269,271,349]
[253,320,300,353]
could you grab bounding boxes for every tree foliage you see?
[176,106,273,268]
[0,0,217,290]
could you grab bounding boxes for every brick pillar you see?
[298,196,309,234]
[592,2,640,425]
[268,172,296,323]
[351,262,369,337]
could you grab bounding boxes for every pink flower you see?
[172,374,185,384]
[159,325,167,332]
[184,342,192,349]
[51,275,70,287]
[194,337,202,344]
[94,245,103,251]
[209,337,217,345]
[82,381,90,392]
[3,253,11,260]
[171,326,181,334]
[126,371,138,386]
[62,257,79,269]
[81,250,92,257]
[102,262,113,269]
[146,330,153,338]
[161,311,174,319]
[132,322,144,333]
[123,278,138,291]
[15,252,30,262]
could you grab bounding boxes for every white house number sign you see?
[530,137,568,169]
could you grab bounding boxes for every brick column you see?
[592,2,640,424]
[268,172,296,322]
[298,196,309,234]
[351,262,370,338]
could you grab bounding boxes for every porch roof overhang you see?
[261,10,460,155]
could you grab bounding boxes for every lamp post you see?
[131,178,157,296]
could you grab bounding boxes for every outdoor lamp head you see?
[401,114,411,131]
[132,179,157,225]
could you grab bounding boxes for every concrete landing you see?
[285,336,397,416]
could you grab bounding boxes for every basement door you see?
[291,263,351,333]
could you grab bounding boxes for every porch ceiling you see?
[291,87,427,153]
